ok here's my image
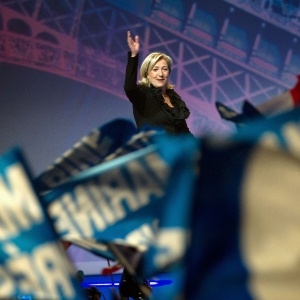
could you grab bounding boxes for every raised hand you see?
[127,31,140,56]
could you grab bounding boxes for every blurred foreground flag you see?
[0,148,86,299]
[42,131,199,277]
[184,107,300,300]
[36,119,166,261]
[36,119,138,191]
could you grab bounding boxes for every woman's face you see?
[147,59,170,88]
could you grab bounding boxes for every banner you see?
[184,107,300,300]
[36,118,139,191]
[42,132,199,280]
[0,148,86,299]
[37,119,164,261]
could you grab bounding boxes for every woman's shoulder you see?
[168,89,184,101]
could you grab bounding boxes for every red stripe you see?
[290,75,300,106]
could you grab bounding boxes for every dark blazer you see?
[124,52,191,135]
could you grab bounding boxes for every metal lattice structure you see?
[0,0,299,135]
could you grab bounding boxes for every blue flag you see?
[37,119,164,260]
[42,132,199,281]
[35,119,138,191]
[0,148,86,299]
[184,107,300,300]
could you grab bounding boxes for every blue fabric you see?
[184,142,253,300]
[42,131,199,278]
[35,118,138,191]
[184,106,300,299]
[4,107,300,299]
[0,148,86,299]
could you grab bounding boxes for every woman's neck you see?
[162,92,174,108]
[161,87,167,96]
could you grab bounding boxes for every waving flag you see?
[36,118,138,192]
[37,119,165,261]
[0,148,86,299]
[42,132,199,280]
[184,107,300,300]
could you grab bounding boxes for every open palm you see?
[127,31,140,56]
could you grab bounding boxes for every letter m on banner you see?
[0,148,86,300]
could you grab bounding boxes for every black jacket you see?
[124,52,191,135]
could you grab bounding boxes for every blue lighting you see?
[81,274,173,289]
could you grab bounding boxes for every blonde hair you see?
[139,52,174,89]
